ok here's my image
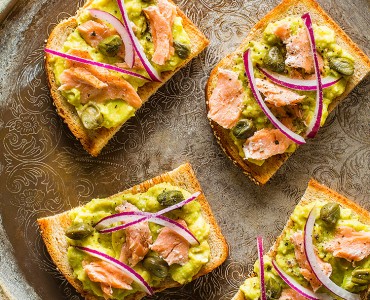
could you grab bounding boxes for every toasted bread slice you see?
[205,0,370,185]
[37,163,228,300]
[46,1,209,156]
[232,179,370,300]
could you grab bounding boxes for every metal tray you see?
[0,0,369,299]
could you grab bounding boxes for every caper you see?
[173,41,191,59]
[263,46,285,73]
[320,202,340,226]
[157,190,185,207]
[265,278,282,300]
[80,103,104,130]
[143,255,169,278]
[98,35,123,57]
[65,223,94,240]
[329,57,354,76]
[351,269,370,285]
[232,119,256,140]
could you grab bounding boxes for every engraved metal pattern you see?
[0,0,369,299]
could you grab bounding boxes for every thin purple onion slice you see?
[243,49,306,145]
[272,260,327,300]
[97,212,199,245]
[304,207,360,300]
[116,0,162,82]
[152,191,201,216]
[96,211,149,233]
[88,9,134,68]
[149,214,199,245]
[301,13,323,138]
[94,191,201,246]
[257,236,266,300]
[258,67,341,91]
[75,246,153,295]
[45,48,150,81]
[95,192,201,230]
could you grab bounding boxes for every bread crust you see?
[231,179,370,300]
[205,0,370,185]
[45,1,209,156]
[37,163,228,300]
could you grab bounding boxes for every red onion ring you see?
[94,192,201,245]
[152,191,201,216]
[116,0,162,82]
[257,236,266,300]
[88,9,134,68]
[272,260,329,300]
[45,48,150,81]
[95,191,200,230]
[97,212,199,245]
[75,246,153,295]
[258,67,341,91]
[301,13,323,138]
[304,207,360,300]
[149,214,199,245]
[243,49,306,145]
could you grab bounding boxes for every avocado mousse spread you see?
[66,183,210,299]
[51,0,191,130]
[240,200,370,300]
[208,15,354,166]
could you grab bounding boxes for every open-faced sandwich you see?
[233,179,370,300]
[37,163,228,299]
[45,0,209,156]
[206,0,370,185]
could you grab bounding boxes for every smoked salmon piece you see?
[143,0,176,65]
[207,69,243,129]
[290,231,332,291]
[116,202,152,267]
[78,20,129,61]
[59,50,142,108]
[151,219,190,266]
[278,288,307,300]
[273,23,324,74]
[77,20,115,48]
[243,128,294,160]
[59,67,105,104]
[325,226,370,261]
[83,260,133,297]
[256,78,305,107]
[274,22,291,41]
[60,67,108,90]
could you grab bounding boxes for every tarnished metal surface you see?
[0,0,369,299]
[0,0,16,23]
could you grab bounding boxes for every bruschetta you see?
[233,179,370,300]
[206,0,370,184]
[45,0,209,156]
[37,163,228,300]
